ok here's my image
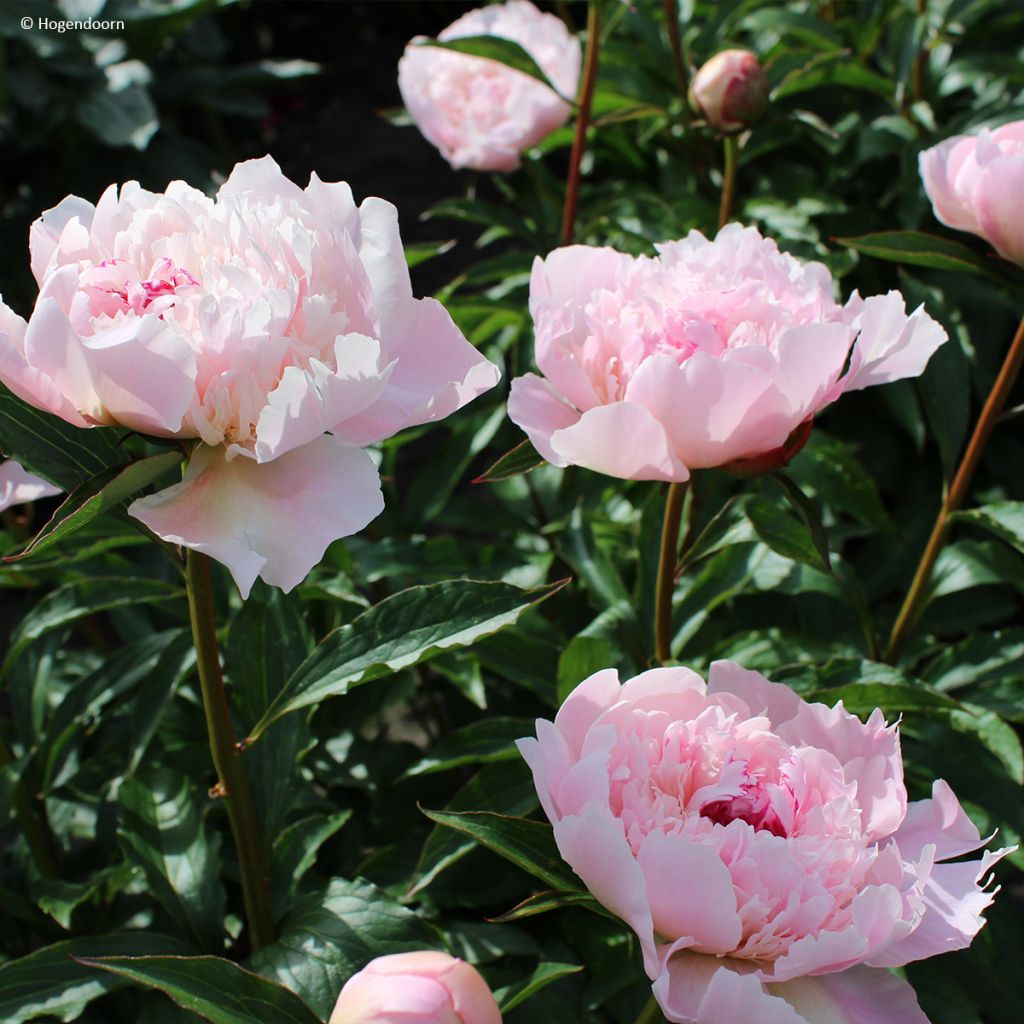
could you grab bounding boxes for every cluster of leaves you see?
[2,1,1024,1022]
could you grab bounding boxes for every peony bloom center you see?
[75,258,199,332]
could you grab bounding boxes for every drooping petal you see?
[128,437,383,598]
[654,952,807,1024]
[892,780,987,862]
[769,965,929,1024]
[548,400,689,481]
[506,372,581,466]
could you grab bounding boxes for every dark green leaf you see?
[8,451,183,561]
[489,889,600,923]
[403,717,532,777]
[419,809,581,892]
[954,502,1024,555]
[473,439,546,483]
[0,384,128,490]
[77,955,321,1024]
[835,231,1007,279]
[251,877,432,1020]
[0,933,190,1024]
[495,962,584,1014]
[770,472,832,570]
[117,766,225,951]
[746,496,831,572]
[557,635,617,703]
[270,811,352,921]
[804,682,960,715]
[248,578,567,741]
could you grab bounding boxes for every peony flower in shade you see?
[920,121,1024,267]
[0,156,500,597]
[329,951,502,1024]
[0,459,61,513]
[398,0,581,173]
[507,224,946,481]
[689,49,769,134]
[517,662,1012,1024]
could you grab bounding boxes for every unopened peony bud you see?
[689,49,769,133]
[330,951,501,1024]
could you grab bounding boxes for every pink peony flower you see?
[0,459,61,513]
[0,156,499,596]
[508,225,946,481]
[920,121,1024,266]
[517,661,1012,1024]
[398,0,581,173]
[329,951,501,1024]
[689,50,769,134]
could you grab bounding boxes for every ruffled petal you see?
[128,437,383,598]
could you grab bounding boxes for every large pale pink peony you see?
[0,156,499,596]
[398,0,581,173]
[517,661,1011,1024]
[0,460,61,513]
[508,224,947,481]
[920,120,1024,266]
[329,951,501,1024]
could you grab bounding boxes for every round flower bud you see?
[689,49,769,133]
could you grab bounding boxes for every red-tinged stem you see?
[887,314,1024,661]
[662,0,688,100]
[561,2,601,245]
[655,481,689,664]
[185,550,273,949]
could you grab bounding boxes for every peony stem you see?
[887,314,1024,661]
[634,994,667,1024]
[0,737,58,878]
[185,550,273,950]
[662,0,688,100]
[655,481,689,664]
[561,1,601,245]
[718,134,739,229]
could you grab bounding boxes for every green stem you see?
[0,737,58,877]
[185,550,273,949]
[655,481,688,664]
[662,0,688,100]
[561,1,601,245]
[634,994,667,1024]
[887,313,1024,661]
[718,134,739,229]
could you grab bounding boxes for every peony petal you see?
[129,437,383,598]
[334,294,500,446]
[553,809,661,975]
[636,831,743,953]
[892,780,986,862]
[919,136,980,234]
[769,322,852,417]
[707,659,803,726]
[553,668,623,758]
[217,155,305,203]
[29,194,96,286]
[867,845,1013,967]
[254,334,392,462]
[973,154,1024,265]
[770,965,929,1024]
[548,400,689,481]
[654,952,807,1024]
[515,719,572,825]
[625,352,794,470]
[0,460,62,512]
[507,372,582,466]
[840,293,947,392]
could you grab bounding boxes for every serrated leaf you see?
[8,450,183,561]
[0,933,191,1024]
[835,230,1009,280]
[419,809,581,892]
[418,35,568,99]
[77,956,321,1024]
[247,578,567,741]
[473,438,546,483]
